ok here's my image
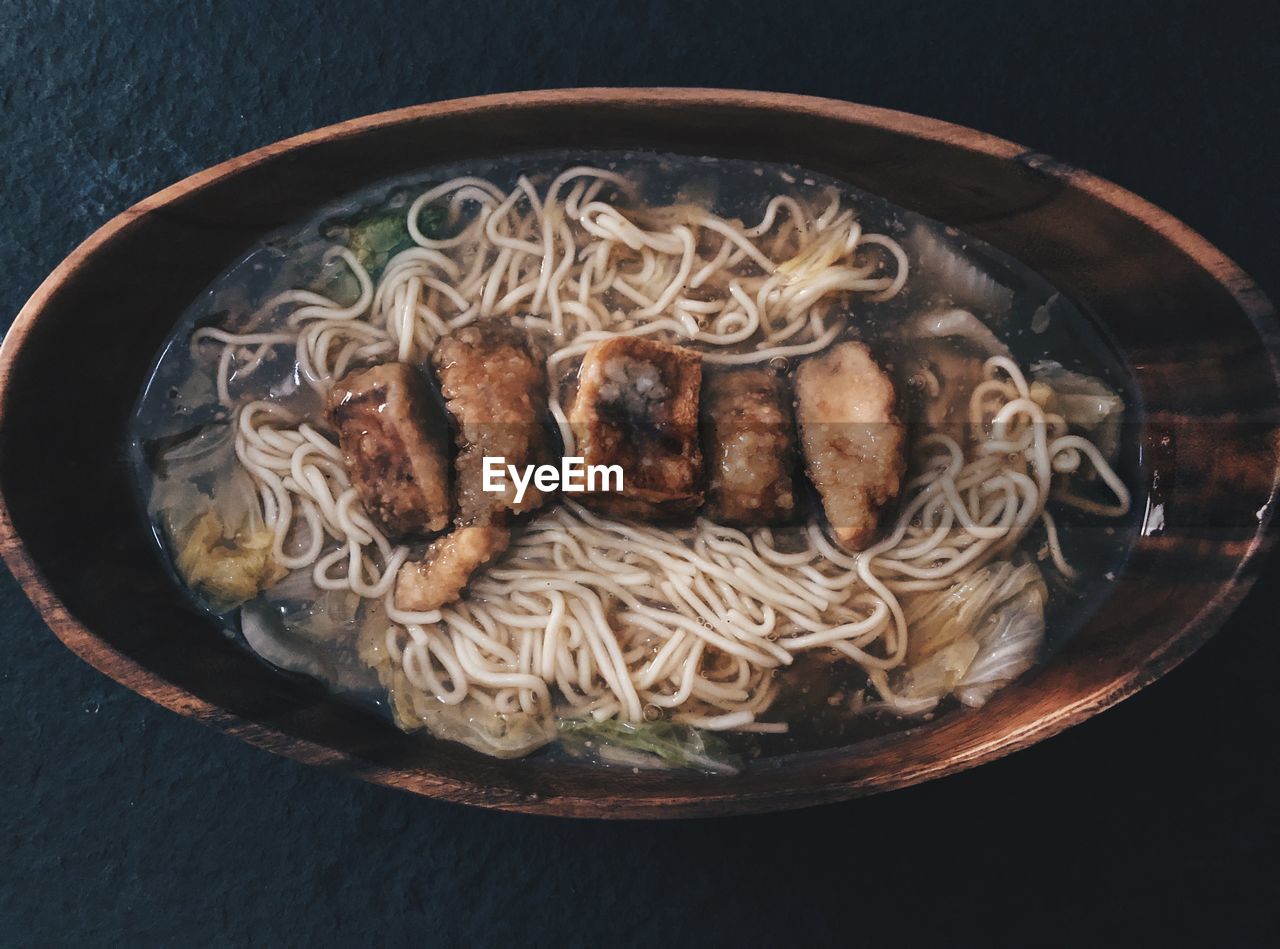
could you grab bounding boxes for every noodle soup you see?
[131,152,1138,771]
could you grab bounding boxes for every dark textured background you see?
[3,1,1278,945]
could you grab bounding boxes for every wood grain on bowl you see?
[1,88,1277,818]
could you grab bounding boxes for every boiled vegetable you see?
[176,509,286,611]
[388,677,557,759]
[1031,359,1125,461]
[896,559,1047,710]
[341,205,446,278]
[558,718,741,774]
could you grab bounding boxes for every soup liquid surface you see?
[132,151,1143,764]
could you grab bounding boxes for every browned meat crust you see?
[568,336,703,520]
[326,362,451,541]
[394,525,511,612]
[701,367,798,526]
[431,318,556,525]
[394,320,551,612]
[794,342,906,550]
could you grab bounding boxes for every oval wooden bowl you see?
[2,89,1277,818]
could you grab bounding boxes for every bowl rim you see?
[2,87,1277,817]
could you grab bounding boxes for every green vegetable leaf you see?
[415,204,446,239]
[347,211,411,277]
[558,718,741,774]
[332,204,446,280]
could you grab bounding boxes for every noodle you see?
[177,162,1130,736]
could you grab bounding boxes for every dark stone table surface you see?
[2,1,1276,945]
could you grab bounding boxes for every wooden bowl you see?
[2,89,1276,818]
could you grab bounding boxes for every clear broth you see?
[131,151,1144,766]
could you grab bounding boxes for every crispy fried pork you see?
[326,362,451,541]
[568,336,703,520]
[394,525,511,613]
[793,341,906,550]
[701,367,798,525]
[431,318,556,525]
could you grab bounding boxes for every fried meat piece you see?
[394,525,510,612]
[394,320,552,612]
[793,342,906,550]
[326,362,451,541]
[701,367,798,525]
[568,336,703,519]
[431,318,555,525]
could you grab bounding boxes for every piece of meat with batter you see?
[394,319,554,613]
[793,341,906,550]
[431,318,556,525]
[701,367,798,526]
[394,525,510,612]
[568,336,703,520]
[326,362,451,541]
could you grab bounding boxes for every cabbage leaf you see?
[558,718,741,774]
[175,510,287,612]
[896,560,1047,711]
[387,673,557,759]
